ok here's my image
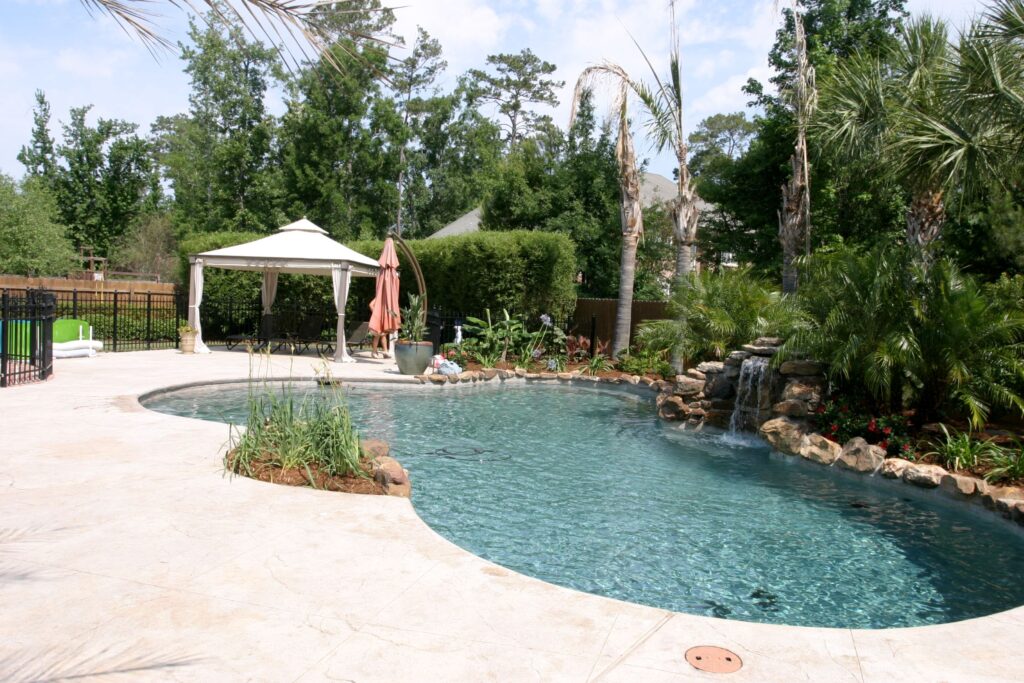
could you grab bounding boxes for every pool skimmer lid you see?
[685,646,742,673]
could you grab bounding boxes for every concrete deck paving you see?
[1,349,1022,682]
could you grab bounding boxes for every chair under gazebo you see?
[186,218,379,362]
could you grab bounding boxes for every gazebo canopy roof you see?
[193,218,379,277]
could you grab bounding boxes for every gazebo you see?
[186,218,380,362]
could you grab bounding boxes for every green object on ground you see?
[53,318,92,344]
[0,320,35,358]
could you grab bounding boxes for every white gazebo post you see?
[261,271,279,314]
[332,263,354,363]
[187,257,210,353]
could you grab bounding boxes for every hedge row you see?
[178,230,577,322]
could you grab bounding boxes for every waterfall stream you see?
[729,356,770,433]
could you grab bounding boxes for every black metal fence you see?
[1,290,55,387]
[0,286,582,361]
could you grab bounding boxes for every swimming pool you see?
[144,381,1024,629]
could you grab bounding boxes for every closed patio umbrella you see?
[368,238,401,351]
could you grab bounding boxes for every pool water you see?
[144,381,1024,628]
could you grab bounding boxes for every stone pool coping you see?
[1,348,1022,681]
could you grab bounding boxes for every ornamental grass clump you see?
[228,377,363,483]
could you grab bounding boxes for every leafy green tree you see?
[0,175,77,276]
[816,14,1022,253]
[481,92,624,298]
[52,106,157,254]
[401,91,503,237]
[391,27,447,236]
[702,0,909,273]
[17,90,57,182]
[464,49,563,147]
[279,39,402,239]
[155,14,283,235]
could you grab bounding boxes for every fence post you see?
[72,289,79,319]
[112,291,119,353]
[1,291,8,388]
[589,314,597,359]
[146,292,152,350]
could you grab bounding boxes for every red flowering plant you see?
[814,398,914,458]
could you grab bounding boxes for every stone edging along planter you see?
[412,364,1024,530]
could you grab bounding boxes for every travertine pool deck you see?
[1,349,1022,682]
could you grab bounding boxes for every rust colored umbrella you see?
[369,237,401,337]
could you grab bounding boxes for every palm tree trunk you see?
[778,142,807,295]
[906,189,945,252]
[672,159,700,283]
[612,104,644,358]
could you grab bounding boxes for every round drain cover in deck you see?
[685,646,742,673]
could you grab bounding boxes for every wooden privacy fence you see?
[572,298,671,347]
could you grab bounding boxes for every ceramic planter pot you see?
[394,340,433,375]
[179,332,197,354]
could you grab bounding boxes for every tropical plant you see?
[924,424,1006,472]
[785,245,1024,427]
[637,267,805,365]
[77,0,388,70]
[619,350,674,379]
[985,444,1024,484]
[815,10,1023,254]
[471,348,502,370]
[586,354,614,376]
[463,309,525,364]
[399,293,427,342]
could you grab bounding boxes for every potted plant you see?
[179,324,198,354]
[393,294,433,375]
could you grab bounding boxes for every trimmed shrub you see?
[178,230,577,325]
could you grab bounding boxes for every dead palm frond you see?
[79,1,391,72]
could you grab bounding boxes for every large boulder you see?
[697,361,725,374]
[658,395,689,421]
[372,455,409,486]
[799,433,842,465]
[741,344,778,356]
[704,373,735,400]
[674,376,706,398]
[704,409,733,429]
[759,417,808,455]
[902,463,947,488]
[779,360,825,376]
[940,473,987,499]
[836,437,886,473]
[753,337,785,347]
[724,350,750,366]
[879,458,912,479]
[781,379,824,404]
[773,399,808,418]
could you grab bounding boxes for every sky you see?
[0,0,988,180]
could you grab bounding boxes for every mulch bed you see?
[225,450,386,495]
[457,360,670,381]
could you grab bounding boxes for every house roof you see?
[427,173,712,240]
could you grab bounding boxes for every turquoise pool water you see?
[144,381,1024,628]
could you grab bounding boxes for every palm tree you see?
[571,70,643,358]
[78,1,387,70]
[816,12,1019,255]
[777,0,816,294]
[623,0,702,282]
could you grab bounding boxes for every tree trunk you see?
[672,157,700,284]
[906,189,945,253]
[778,135,809,295]
[611,105,644,358]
